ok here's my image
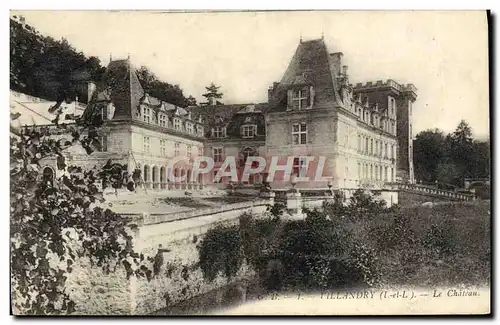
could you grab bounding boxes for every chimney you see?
[87,81,96,103]
[268,82,279,102]
[329,52,343,76]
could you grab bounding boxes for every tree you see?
[135,66,194,108]
[10,18,105,104]
[201,82,223,106]
[413,129,447,183]
[10,98,155,315]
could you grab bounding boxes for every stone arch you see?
[144,165,150,188]
[152,165,159,189]
[160,166,166,189]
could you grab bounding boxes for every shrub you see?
[197,224,243,283]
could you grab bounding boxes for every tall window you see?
[197,125,204,136]
[357,135,361,152]
[375,140,379,156]
[241,125,257,138]
[174,142,180,157]
[213,147,223,163]
[143,136,150,153]
[160,139,166,157]
[293,157,308,177]
[187,145,192,158]
[97,135,108,152]
[213,126,226,138]
[292,88,309,110]
[384,166,388,181]
[365,137,369,153]
[198,146,203,156]
[143,107,151,123]
[186,123,193,134]
[292,123,307,145]
[370,139,373,155]
[159,114,167,127]
[385,143,388,158]
[174,118,181,131]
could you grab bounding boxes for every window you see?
[292,123,307,145]
[385,144,388,158]
[293,157,308,177]
[365,137,369,153]
[213,147,223,163]
[143,107,151,123]
[213,126,226,138]
[370,165,373,180]
[97,135,107,152]
[174,142,180,157]
[241,125,257,138]
[186,123,193,134]
[291,88,309,110]
[187,145,192,158]
[391,167,394,182]
[197,125,204,136]
[384,166,388,181]
[370,139,373,155]
[198,147,203,156]
[357,135,361,152]
[159,114,167,127]
[375,140,379,157]
[174,118,181,131]
[143,136,150,153]
[159,139,166,157]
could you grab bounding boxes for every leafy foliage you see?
[201,82,223,106]
[10,16,196,108]
[197,224,243,283]
[413,121,490,187]
[10,94,154,315]
[135,66,197,108]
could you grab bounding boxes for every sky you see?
[11,10,490,139]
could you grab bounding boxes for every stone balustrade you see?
[395,183,474,201]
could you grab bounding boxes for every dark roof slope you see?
[268,38,343,113]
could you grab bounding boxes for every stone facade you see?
[12,38,417,193]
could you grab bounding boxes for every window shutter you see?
[287,89,293,109]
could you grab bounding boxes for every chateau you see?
[10,37,417,193]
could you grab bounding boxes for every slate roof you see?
[189,103,268,139]
[267,38,343,113]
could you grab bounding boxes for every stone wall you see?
[63,200,269,315]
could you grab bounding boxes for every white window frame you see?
[174,142,180,157]
[174,118,181,131]
[213,147,223,163]
[292,123,307,145]
[292,88,309,110]
[143,136,150,153]
[160,139,166,157]
[186,122,193,134]
[241,124,257,138]
[143,107,151,123]
[213,126,226,138]
[159,113,167,127]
